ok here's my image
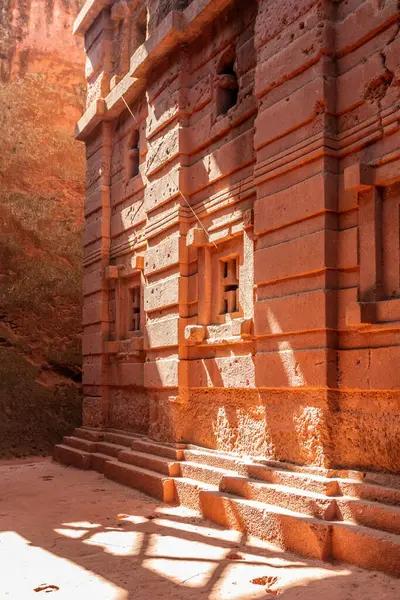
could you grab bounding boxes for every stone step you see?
[53,444,92,470]
[63,435,97,453]
[73,427,104,442]
[220,475,337,521]
[244,461,340,496]
[181,448,400,503]
[362,470,400,491]
[96,441,126,458]
[174,477,218,512]
[339,479,400,507]
[182,448,246,473]
[239,461,400,507]
[336,497,400,535]
[104,460,175,502]
[118,449,180,476]
[199,490,332,561]
[103,431,141,447]
[131,438,184,460]
[197,488,400,576]
[107,428,145,438]
[332,521,400,577]
[180,461,240,486]
[91,452,113,473]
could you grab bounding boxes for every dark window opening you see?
[220,257,239,314]
[130,286,141,331]
[216,53,238,116]
[127,128,139,179]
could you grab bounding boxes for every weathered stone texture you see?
[0,0,85,456]
[74,0,400,475]
[147,0,193,33]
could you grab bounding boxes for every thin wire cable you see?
[121,94,217,248]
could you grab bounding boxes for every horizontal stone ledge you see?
[73,0,112,36]
[104,257,144,280]
[185,319,253,346]
[346,299,400,327]
[104,337,144,354]
[74,0,233,140]
[343,163,374,192]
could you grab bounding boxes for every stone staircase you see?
[54,427,400,577]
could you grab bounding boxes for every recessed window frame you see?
[215,47,239,117]
[219,255,240,316]
[126,127,140,181]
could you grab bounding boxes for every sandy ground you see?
[0,458,398,600]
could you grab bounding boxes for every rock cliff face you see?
[0,0,85,456]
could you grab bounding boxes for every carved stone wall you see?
[147,0,193,32]
[76,0,400,473]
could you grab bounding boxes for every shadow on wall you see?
[113,0,398,474]
[138,0,338,470]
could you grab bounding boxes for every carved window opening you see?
[127,128,140,179]
[381,183,400,299]
[130,285,141,332]
[216,51,238,116]
[344,167,400,326]
[220,257,239,315]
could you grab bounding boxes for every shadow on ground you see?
[0,458,398,599]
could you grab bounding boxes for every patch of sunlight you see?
[63,521,101,529]
[115,514,148,525]
[282,566,353,589]
[266,307,305,387]
[143,557,214,589]
[84,530,144,556]
[209,562,276,600]
[208,153,223,182]
[0,531,127,600]
[266,566,354,600]
[155,505,198,517]
[210,563,352,600]
[148,531,227,561]
[213,405,236,448]
[54,528,89,539]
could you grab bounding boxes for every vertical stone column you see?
[82,121,113,428]
[110,0,132,86]
[252,0,338,467]
[359,187,383,302]
[143,45,191,442]
[84,10,113,108]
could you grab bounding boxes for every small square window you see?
[220,257,239,314]
[130,286,141,331]
[215,49,238,116]
[126,128,140,180]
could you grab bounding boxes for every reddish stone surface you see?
[75,0,400,478]
[2,458,400,598]
[0,0,86,455]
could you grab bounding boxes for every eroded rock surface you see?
[0,0,86,456]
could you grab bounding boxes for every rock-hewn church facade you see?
[55,0,400,575]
